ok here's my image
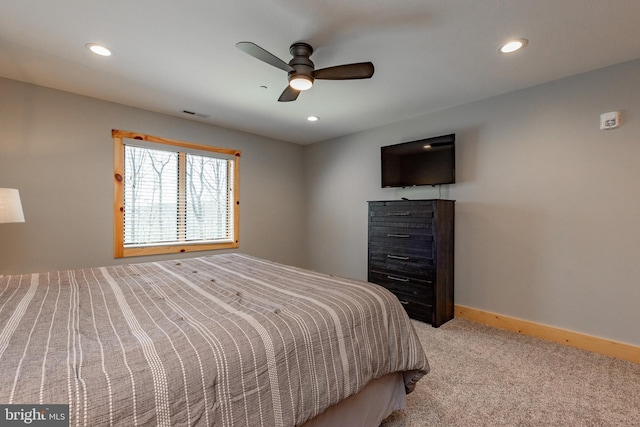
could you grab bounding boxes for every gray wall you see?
[0,78,306,274]
[3,58,639,348]
[304,59,640,347]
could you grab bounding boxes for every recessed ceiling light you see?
[499,38,528,54]
[86,43,112,57]
[307,116,319,122]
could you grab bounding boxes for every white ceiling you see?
[2,0,640,145]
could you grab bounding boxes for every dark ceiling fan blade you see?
[314,62,374,80]
[278,85,300,102]
[235,41,294,73]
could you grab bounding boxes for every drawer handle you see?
[386,211,411,216]
[387,233,410,238]
[387,275,410,282]
[399,300,409,305]
[387,255,409,261]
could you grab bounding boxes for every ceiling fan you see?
[236,41,375,102]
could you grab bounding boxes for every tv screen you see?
[381,133,455,187]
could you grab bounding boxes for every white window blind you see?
[185,154,232,241]
[123,144,234,247]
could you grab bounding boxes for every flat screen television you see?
[381,133,455,188]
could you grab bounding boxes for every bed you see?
[0,253,429,426]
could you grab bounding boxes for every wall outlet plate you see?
[600,111,621,130]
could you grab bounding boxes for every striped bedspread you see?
[0,253,428,426]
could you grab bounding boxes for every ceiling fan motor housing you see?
[288,42,315,85]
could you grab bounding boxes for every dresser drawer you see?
[400,301,434,324]
[369,226,434,247]
[369,219,434,230]
[369,241,433,258]
[370,201,434,224]
[369,201,436,217]
[369,247,434,276]
[374,276,433,302]
[369,269,434,291]
[368,263,435,283]
[369,270,434,322]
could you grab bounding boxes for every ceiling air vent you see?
[181,110,210,118]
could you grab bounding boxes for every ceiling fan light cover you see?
[289,76,313,91]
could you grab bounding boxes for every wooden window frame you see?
[113,129,240,258]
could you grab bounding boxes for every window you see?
[113,130,240,258]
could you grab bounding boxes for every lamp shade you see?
[0,188,25,223]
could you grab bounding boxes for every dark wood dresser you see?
[368,199,454,327]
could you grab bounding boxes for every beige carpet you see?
[381,318,640,426]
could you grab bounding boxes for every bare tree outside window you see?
[124,146,178,245]
[186,154,230,241]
